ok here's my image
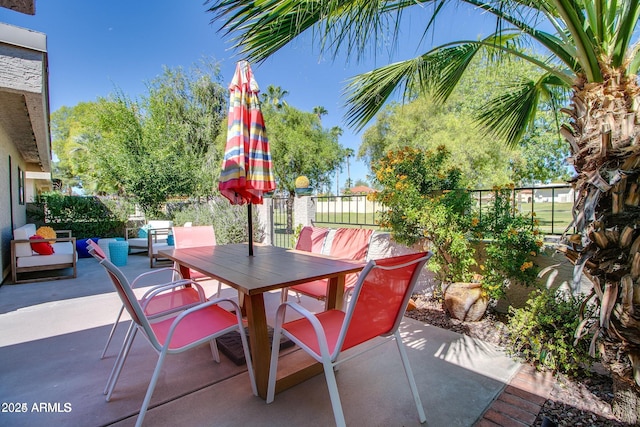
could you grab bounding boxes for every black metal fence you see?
[270,185,574,248]
[314,194,381,227]
[271,197,293,248]
[472,185,574,236]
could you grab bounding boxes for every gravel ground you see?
[406,292,627,427]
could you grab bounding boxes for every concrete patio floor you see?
[0,252,521,427]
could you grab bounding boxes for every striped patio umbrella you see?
[219,60,275,255]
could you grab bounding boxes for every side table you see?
[109,241,129,267]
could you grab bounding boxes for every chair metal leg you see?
[171,262,180,281]
[323,359,346,427]
[135,349,168,427]
[394,330,427,423]
[106,326,138,401]
[209,339,220,363]
[101,305,125,359]
[104,322,135,395]
[266,306,287,403]
[237,321,257,396]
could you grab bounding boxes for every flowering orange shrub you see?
[370,146,476,283]
[478,188,543,299]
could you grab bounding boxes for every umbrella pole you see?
[248,203,254,256]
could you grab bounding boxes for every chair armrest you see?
[148,227,171,244]
[15,236,77,245]
[275,301,332,357]
[125,227,139,240]
[131,267,184,288]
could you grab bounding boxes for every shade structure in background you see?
[219,60,275,255]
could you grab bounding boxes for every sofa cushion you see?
[127,236,168,249]
[16,242,75,268]
[13,224,37,257]
[30,235,55,255]
[151,242,170,255]
[148,220,173,229]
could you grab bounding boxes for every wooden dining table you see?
[158,243,365,399]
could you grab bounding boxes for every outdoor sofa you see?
[10,223,77,284]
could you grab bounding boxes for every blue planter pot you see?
[295,187,313,196]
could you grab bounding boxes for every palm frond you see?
[343,58,419,130]
[475,72,564,147]
[207,0,412,64]
[611,0,640,68]
[553,0,602,81]
[344,30,572,131]
[628,41,640,75]
[207,0,324,62]
[464,0,580,72]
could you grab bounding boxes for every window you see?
[18,166,25,205]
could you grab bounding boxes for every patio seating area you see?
[0,252,521,426]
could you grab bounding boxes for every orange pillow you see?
[36,226,57,243]
[29,235,55,255]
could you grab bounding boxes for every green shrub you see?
[28,193,126,238]
[172,203,215,226]
[506,289,595,377]
[172,198,264,245]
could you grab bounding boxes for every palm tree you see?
[260,84,288,109]
[313,105,328,121]
[344,147,354,190]
[208,2,640,419]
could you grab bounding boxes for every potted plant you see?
[371,148,543,321]
[294,175,313,196]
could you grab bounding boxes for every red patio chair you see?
[295,225,329,253]
[283,228,373,304]
[267,251,431,426]
[171,225,222,297]
[98,257,257,427]
[87,239,202,359]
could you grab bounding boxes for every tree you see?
[358,55,570,187]
[354,179,368,188]
[52,60,228,216]
[313,105,328,121]
[261,102,343,231]
[208,1,640,419]
[51,103,112,194]
[260,85,288,109]
[344,147,354,190]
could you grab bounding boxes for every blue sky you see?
[1,1,493,191]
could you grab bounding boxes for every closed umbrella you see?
[219,60,275,255]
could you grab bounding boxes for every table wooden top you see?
[159,244,365,295]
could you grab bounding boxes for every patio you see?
[0,252,521,427]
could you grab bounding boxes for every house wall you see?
[0,121,27,281]
[0,23,49,284]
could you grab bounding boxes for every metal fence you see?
[472,185,574,236]
[270,184,574,248]
[271,197,292,248]
[314,194,381,227]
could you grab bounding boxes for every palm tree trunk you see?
[564,73,640,423]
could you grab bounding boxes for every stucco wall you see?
[0,121,27,282]
[0,43,43,93]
